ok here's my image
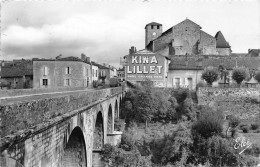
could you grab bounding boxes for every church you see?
[123,19,260,89]
[145,18,231,56]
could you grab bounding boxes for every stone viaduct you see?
[0,87,125,167]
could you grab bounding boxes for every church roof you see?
[174,18,202,29]
[145,22,162,29]
[215,31,230,48]
[169,56,260,70]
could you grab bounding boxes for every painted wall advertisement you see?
[125,54,165,81]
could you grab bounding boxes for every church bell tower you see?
[145,22,162,48]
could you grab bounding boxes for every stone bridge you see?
[0,87,125,167]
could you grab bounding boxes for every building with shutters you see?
[33,55,92,88]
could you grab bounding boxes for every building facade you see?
[117,67,125,82]
[33,57,92,88]
[124,47,170,87]
[0,60,33,89]
[122,19,260,89]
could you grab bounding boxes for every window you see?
[43,79,48,86]
[96,70,98,77]
[101,70,105,76]
[93,69,94,77]
[188,78,193,89]
[157,25,160,29]
[175,78,180,87]
[151,25,154,29]
[65,79,70,86]
[86,69,88,76]
[43,66,48,76]
[66,67,71,74]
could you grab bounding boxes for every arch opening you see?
[107,104,113,134]
[93,111,104,150]
[61,126,87,167]
[119,97,123,119]
[115,100,119,119]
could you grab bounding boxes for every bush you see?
[228,115,241,128]
[244,144,260,157]
[109,77,119,87]
[120,132,136,151]
[241,126,250,133]
[196,81,206,90]
[172,88,189,104]
[232,67,249,85]
[114,119,125,132]
[255,70,260,83]
[201,66,219,86]
[251,123,259,130]
[193,135,259,167]
[192,109,224,139]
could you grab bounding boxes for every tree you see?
[255,70,260,83]
[232,67,249,86]
[201,66,219,86]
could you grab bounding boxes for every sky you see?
[1,0,260,68]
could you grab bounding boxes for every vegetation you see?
[232,67,249,86]
[201,66,219,86]
[104,82,260,166]
[109,77,120,87]
[255,70,260,83]
[226,115,241,137]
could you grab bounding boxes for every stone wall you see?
[198,87,260,120]
[0,87,123,167]
[0,87,123,137]
[0,86,88,98]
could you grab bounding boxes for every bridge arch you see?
[107,104,113,134]
[61,126,87,167]
[93,111,104,149]
[115,100,119,119]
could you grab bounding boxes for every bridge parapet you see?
[0,87,123,139]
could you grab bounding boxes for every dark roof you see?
[58,56,83,62]
[0,66,33,77]
[169,56,260,70]
[215,31,230,48]
[91,61,110,69]
[33,56,91,64]
[247,49,260,57]
[145,22,162,29]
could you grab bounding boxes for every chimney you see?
[86,57,90,63]
[129,46,136,55]
[81,53,86,61]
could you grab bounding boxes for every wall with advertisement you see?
[125,50,168,82]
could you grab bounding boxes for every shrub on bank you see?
[192,109,224,139]
[251,123,259,130]
[241,126,250,133]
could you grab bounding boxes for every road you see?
[0,88,95,105]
